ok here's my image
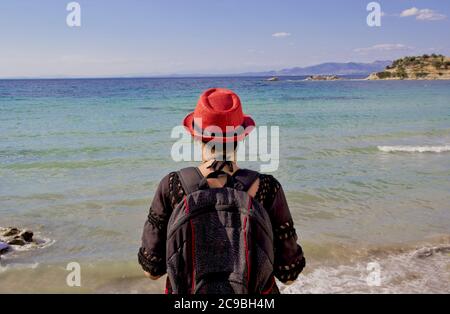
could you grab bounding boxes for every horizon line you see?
[0,59,392,80]
[0,74,372,80]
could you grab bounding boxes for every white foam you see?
[11,236,55,252]
[279,245,450,294]
[377,145,450,153]
[0,262,40,273]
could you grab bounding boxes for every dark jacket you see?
[138,170,305,293]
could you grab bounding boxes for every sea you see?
[0,77,449,293]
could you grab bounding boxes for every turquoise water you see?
[1,77,450,293]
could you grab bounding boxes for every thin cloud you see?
[354,44,413,53]
[400,7,446,21]
[272,32,291,38]
[400,7,419,17]
[416,9,446,21]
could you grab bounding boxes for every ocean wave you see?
[280,244,450,294]
[0,262,40,273]
[11,236,55,252]
[378,145,450,153]
[281,95,364,101]
[2,157,153,170]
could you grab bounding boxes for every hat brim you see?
[183,112,256,143]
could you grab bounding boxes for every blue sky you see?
[0,0,449,77]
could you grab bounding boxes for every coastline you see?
[365,76,450,81]
[1,235,449,293]
[366,55,450,81]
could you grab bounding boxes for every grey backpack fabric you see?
[166,167,274,294]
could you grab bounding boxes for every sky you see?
[0,0,449,78]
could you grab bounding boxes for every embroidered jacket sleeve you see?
[138,172,184,276]
[255,175,305,283]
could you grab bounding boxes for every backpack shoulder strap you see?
[233,169,260,192]
[177,167,204,195]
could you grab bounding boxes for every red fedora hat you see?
[183,88,255,142]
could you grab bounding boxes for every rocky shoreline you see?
[367,55,450,80]
[0,227,37,258]
[304,75,341,81]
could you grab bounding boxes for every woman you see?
[138,88,305,294]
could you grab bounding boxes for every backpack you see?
[166,167,275,294]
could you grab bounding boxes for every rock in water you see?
[305,75,341,81]
[2,227,20,237]
[414,246,450,259]
[7,236,27,246]
[1,227,37,248]
[434,246,450,254]
[20,230,34,242]
[414,247,434,259]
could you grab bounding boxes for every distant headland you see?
[367,55,450,80]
